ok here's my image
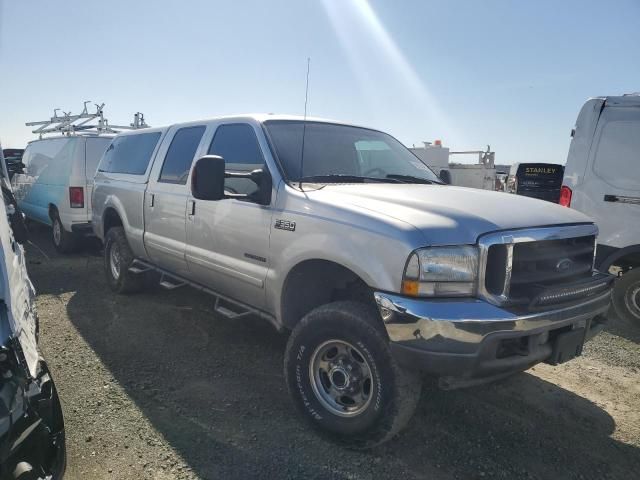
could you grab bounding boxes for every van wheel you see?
[104,227,144,294]
[51,213,78,253]
[612,269,640,326]
[284,301,422,449]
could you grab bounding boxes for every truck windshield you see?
[264,120,443,184]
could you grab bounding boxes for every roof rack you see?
[26,101,149,138]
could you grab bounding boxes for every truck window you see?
[85,137,112,180]
[593,121,640,189]
[159,126,206,184]
[208,124,264,194]
[99,132,161,175]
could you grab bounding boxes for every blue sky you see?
[1,0,638,164]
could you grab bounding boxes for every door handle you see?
[188,200,196,216]
[148,193,155,207]
[604,194,640,205]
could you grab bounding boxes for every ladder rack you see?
[26,101,149,138]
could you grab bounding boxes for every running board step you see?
[128,261,152,274]
[128,266,151,274]
[213,297,252,320]
[159,273,186,290]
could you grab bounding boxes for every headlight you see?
[401,245,479,297]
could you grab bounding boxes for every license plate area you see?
[546,327,586,365]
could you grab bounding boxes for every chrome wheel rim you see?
[109,243,121,280]
[52,220,61,246]
[309,339,374,417]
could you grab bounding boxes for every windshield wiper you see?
[385,174,443,185]
[298,174,402,184]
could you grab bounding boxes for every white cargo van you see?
[561,94,640,325]
[12,134,112,252]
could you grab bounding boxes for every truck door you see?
[143,125,206,277]
[185,122,273,308]
[578,106,640,250]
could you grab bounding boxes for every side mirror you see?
[439,169,452,185]
[191,155,226,201]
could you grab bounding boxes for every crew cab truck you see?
[561,94,640,326]
[92,115,613,448]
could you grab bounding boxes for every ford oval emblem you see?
[556,258,573,272]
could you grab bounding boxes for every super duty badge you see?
[275,219,296,232]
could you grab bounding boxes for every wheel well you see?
[48,204,57,220]
[281,259,377,330]
[103,208,123,235]
[602,246,640,273]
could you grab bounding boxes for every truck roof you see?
[113,114,372,137]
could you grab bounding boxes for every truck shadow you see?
[25,229,640,480]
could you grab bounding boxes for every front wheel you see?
[612,268,640,327]
[284,301,422,449]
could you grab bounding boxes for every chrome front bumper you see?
[374,289,612,386]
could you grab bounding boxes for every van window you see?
[159,126,205,184]
[99,132,161,175]
[594,121,640,189]
[85,137,112,180]
[208,123,264,194]
[22,137,76,178]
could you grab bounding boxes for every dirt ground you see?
[24,225,640,480]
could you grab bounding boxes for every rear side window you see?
[208,124,265,195]
[22,137,76,177]
[85,137,112,179]
[99,132,161,175]
[594,121,640,189]
[159,126,206,184]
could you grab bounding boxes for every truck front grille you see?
[478,225,601,309]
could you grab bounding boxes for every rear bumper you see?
[375,287,612,388]
[70,222,93,235]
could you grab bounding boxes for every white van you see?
[12,134,113,252]
[561,94,640,325]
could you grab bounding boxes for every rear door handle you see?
[188,200,196,216]
[148,193,155,207]
[604,194,640,205]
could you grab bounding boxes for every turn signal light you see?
[559,185,572,207]
[401,280,420,296]
[69,187,84,208]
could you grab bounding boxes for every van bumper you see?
[70,222,94,235]
[374,287,612,389]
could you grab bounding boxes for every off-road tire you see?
[284,301,422,449]
[104,227,144,294]
[51,212,78,253]
[612,268,640,327]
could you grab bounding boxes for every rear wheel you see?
[612,268,640,326]
[104,227,144,294]
[51,212,78,253]
[284,301,422,449]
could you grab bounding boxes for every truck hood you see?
[306,184,593,245]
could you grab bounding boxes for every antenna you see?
[299,57,311,190]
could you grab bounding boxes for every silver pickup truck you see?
[92,115,613,448]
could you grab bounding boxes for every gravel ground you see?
[24,225,640,480]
